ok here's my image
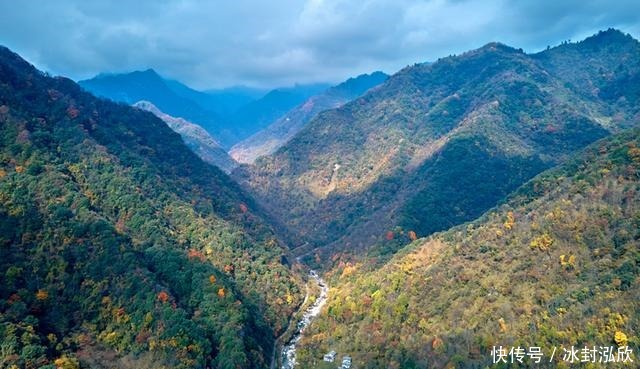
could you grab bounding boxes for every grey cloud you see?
[0,0,638,89]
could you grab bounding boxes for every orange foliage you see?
[208,275,216,285]
[187,249,206,262]
[217,288,225,298]
[432,336,444,350]
[15,165,24,173]
[223,264,235,274]
[408,230,418,241]
[157,291,169,303]
[35,289,49,301]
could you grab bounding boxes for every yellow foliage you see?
[35,289,49,301]
[498,317,508,333]
[15,165,24,173]
[559,254,576,268]
[503,211,515,230]
[628,146,640,163]
[614,331,628,346]
[418,318,429,332]
[54,356,80,369]
[47,333,57,344]
[341,264,357,278]
[530,233,554,251]
[286,294,294,304]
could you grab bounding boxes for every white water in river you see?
[280,270,328,369]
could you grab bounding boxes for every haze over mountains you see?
[230,71,389,164]
[79,71,330,149]
[1,27,639,369]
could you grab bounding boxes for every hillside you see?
[133,101,237,173]
[296,127,640,368]
[238,29,640,265]
[0,46,303,369]
[230,72,389,164]
[228,83,331,145]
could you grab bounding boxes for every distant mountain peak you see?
[475,41,521,54]
[581,27,637,46]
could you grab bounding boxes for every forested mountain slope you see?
[298,127,640,368]
[230,72,388,164]
[133,101,237,173]
[238,29,640,265]
[0,46,303,369]
[227,83,331,145]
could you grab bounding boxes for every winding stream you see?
[280,270,328,369]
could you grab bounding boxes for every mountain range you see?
[230,71,389,164]
[79,71,330,148]
[0,28,639,369]
[132,101,238,173]
[298,126,640,368]
[237,29,640,267]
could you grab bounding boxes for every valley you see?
[0,17,639,369]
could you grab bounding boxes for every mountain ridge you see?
[230,71,389,164]
[0,45,302,369]
[132,100,238,173]
[237,29,640,267]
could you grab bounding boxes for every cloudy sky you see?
[1,0,639,89]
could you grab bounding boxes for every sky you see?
[1,0,639,89]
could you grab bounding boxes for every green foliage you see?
[240,29,640,271]
[297,128,640,368]
[0,46,303,368]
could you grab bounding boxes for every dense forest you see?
[238,29,640,268]
[0,46,303,369]
[297,128,640,368]
[1,27,639,369]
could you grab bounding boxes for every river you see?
[280,269,328,369]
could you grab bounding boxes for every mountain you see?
[297,127,640,368]
[203,86,268,115]
[79,70,332,148]
[227,83,331,144]
[133,101,238,173]
[0,46,303,369]
[230,72,389,164]
[164,80,266,117]
[237,29,640,265]
[78,70,239,147]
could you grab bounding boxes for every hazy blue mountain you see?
[203,85,269,114]
[227,83,331,143]
[164,79,266,116]
[79,70,332,148]
[230,72,389,163]
[77,69,240,145]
